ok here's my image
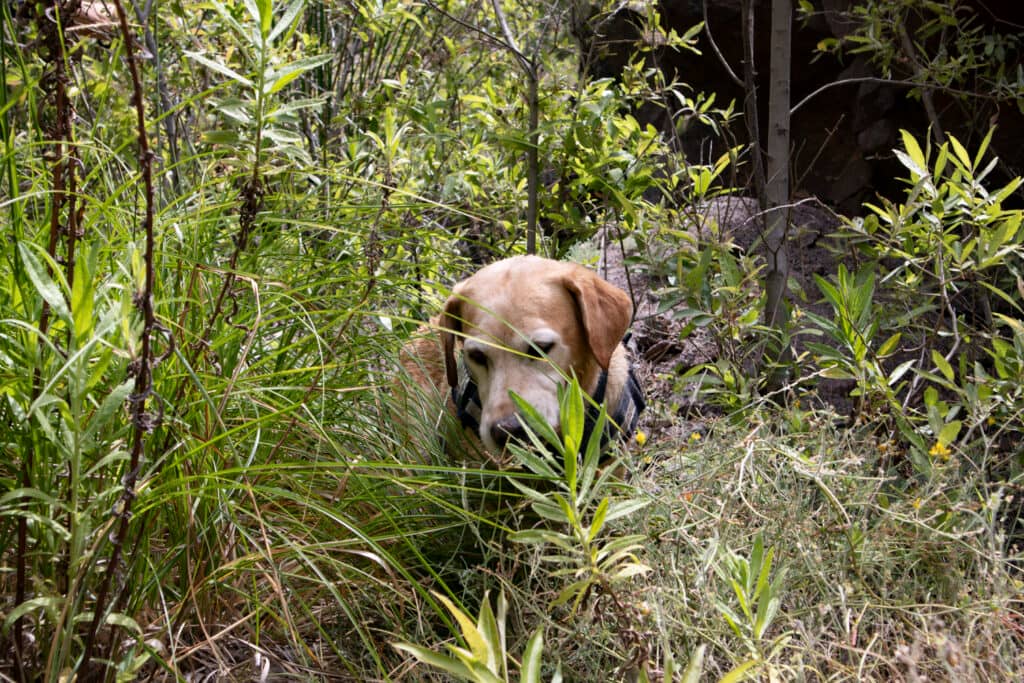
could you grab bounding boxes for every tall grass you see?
[0,1,503,679]
[2,2,1021,681]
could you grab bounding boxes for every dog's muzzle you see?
[451,349,645,453]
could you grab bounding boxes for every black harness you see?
[452,346,645,450]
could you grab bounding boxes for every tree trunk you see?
[763,0,792,359]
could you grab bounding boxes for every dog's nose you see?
[490,414,526,450]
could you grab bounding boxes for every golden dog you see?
[401,255,644,459]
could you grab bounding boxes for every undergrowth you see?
[1,1,1022,681]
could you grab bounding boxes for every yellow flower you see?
[929,442,952,460]
[635,430,647,446]
[689,432,702,442]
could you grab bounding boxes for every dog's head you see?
[439,256,632,452]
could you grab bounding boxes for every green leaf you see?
[84,380,133,443]
[433,592,488,663]
[720,659,760,683]
[85,448,130,478]
[392,643,476,680]
[900,129,926,171]
[70,247,95,347]
[753,543,773,601]
[269,0,306,43]
[511,445,558,479]
[508,529,569,546]
[604,497,651,523]
[214,99,253,124]
[551,578,591,610]
[202,129,242,145]
[974,128,995,169]
[948,135,972,171]
[4,596,64,629]
[257,0,273,39]
[578,410,607,500]
[560,377,585,463]
[186,51,254,88]
[587,497,609,543]
[210,0,258,45]
[0,487,59,507]
[519,628,544,683]
[877,332,901,357]
[681,644,706,683]
[937,420,961,447]
[511,392,561,452]
[18,243,70,324]
[931,350,955,382]
[611,562,652,580]
[106,612,143,634]
[265,54,333,95]
[814,273,841,311]
[888,359,917,386]
[476,594,502,675]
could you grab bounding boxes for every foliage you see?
[803,263,904,414]
[506,377,652,613]
[711,532,790,680]
[394,590,553,683]
[819,130,1024,472]
[0,0,695,677]
[1,0,1022,680]
[837,0,1023,106]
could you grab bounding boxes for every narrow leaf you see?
[392,643,476,679]
[18,243,70,323]
[433,592,488,662]
[900,129,926,171]
[931,350,955,382]
[269,0,306,43]
[186,51,254,88]
[70,248,94,346]
[587,497,609,543]
[681,644,706,683]
[520,628,544,683]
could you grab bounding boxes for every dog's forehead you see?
[455,258,578,334]
[463,255,564,284]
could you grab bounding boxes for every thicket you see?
[0,1,1021,681]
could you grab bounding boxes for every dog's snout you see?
[489,414,526,450]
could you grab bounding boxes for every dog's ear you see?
[563,267,633,369]
[439,294,463,389]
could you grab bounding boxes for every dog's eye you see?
[465,348,488,367]
[527,341,555,359]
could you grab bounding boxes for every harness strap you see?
[453,359,482,432]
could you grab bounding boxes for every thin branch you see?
[898,25,944,145]
[488,0,538,254]
[489,0,530,73]
[791,75,992,116]
[422,0,519,59]
[427,0,539,253]
[80,0,156,676]
[702,0,743,88]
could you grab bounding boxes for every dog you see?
[400,255,644,461]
